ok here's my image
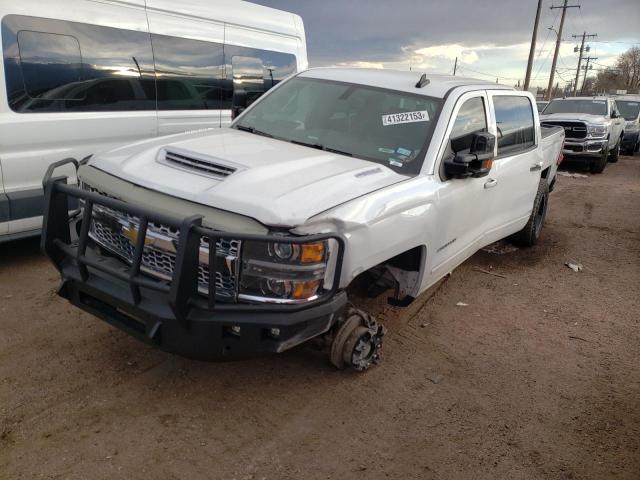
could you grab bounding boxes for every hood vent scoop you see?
[160,149,237,179]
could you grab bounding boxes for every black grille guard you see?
[41,159,346,328]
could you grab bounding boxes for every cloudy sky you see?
[249,0,639,89]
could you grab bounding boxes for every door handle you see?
[484,178,498,189]
[530,162,543,172]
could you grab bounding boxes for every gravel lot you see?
[1,156,639,480]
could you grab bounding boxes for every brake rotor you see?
[330,307,385,371]
[330,314,361,370]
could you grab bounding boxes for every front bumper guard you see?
[41,160,347,360]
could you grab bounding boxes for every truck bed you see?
[540,124,565,188]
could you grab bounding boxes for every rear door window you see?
[151,34,225,110]
[493,96,535,156]
[223,45,297,109]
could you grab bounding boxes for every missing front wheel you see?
[329,306,385,372]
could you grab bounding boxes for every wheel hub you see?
[330,307,385,371]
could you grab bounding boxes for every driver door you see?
[429,91,499,281]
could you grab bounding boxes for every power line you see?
[546,1,581,100]
[530,8,562,82]
[456,65,521,81]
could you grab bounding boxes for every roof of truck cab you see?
[298,68,514,98]
[551,96,610,101]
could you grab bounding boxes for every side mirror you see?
[444,132,496,179]
[232,89,248,119]
[610,110,619,119]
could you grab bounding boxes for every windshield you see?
[542,99,608,116]
[616,100,640,120]
[234,76,442,174]
[536,102,547,113]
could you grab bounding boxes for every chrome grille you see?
[161,150,237,179]
[85,188,240,301]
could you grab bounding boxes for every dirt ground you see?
[1,156,639,480]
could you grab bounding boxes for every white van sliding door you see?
[146,12,225,135]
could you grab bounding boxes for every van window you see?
[232,56,266,106]
[223,45,297,108]
[151,34,225,110]
[2,15,156,112]
[493,96,535,156]
[2,15,298,114]
[16,31,83,100]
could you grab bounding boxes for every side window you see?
[448,96,487,154]
[493,96,535,156]
[223,45,297,109]
[151,34,224,110]
[2,15,156,113]
[232,56,266,106]
[16,31,83,100]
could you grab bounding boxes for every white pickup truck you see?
[42,69,564,371]
[540,96,625,173]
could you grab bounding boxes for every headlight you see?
[625,120,639,132]
[239,239,334,303]
[587,124,608,138]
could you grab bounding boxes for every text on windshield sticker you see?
[382,110,429,126]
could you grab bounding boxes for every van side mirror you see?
[232,89,248,119]
[444,132,496,179]
[610,110,619,119]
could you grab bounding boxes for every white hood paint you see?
[89,128,409,227]
[540,112,609,125]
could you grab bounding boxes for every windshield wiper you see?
[290,140,353,157]
[324,146,353,157]
[235,124,273,138]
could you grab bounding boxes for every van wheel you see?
[590,148,608,174]
[330,307,385,372]
[512,179,549,247]
[608,138,620,163]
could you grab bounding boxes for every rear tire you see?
[608,138,620,163]
[512,179,549,247]
[590,148,608,174]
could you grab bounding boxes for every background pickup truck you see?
[540,96,625,173]
[42,68,564,371]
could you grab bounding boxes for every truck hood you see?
[540,112,609,124]
[89,128,408,227]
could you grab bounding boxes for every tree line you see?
[592,46,640,94]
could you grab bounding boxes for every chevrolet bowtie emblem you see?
[122,224,151,246]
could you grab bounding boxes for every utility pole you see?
[572,31,597,96]
[523,0,543,91]
[546,0,580,100]
[580,56,597,94]
[453,56,458,76]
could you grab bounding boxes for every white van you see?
[0,0,307,241]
